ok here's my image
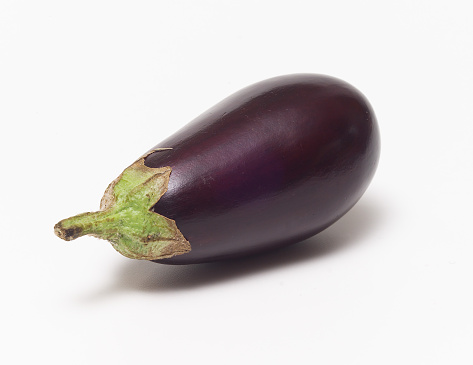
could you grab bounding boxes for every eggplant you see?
[54,74,380,264]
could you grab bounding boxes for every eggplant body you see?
[145,74,380,264]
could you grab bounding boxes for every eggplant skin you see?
[145,74,380,264]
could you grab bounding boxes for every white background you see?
[1,1,472,364]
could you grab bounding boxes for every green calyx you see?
[54,150,191,260]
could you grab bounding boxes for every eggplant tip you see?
[54,221,82,241]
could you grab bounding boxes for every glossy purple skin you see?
[145,74,380,264]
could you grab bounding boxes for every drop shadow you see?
[83,197,387,300]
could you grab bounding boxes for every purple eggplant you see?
[54,74,380,264]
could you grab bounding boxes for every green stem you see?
[54,210,113,241]
[53,150,191,260]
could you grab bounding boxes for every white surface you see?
[1,1,472,364]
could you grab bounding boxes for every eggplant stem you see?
[54,211,110,241]
[53,150,191,260]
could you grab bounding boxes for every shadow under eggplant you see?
[84,196,386,300]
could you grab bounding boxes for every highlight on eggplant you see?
[54,74,380,264]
